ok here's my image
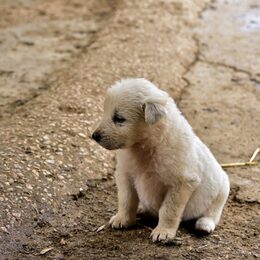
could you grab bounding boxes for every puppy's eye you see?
[112,113,126,124]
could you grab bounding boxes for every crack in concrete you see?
[176,0,260,205]
[177,36,200,105]
[177,1,260,107]
[198,58,260,84]
[177,0,216,105]
[178,47,260,107]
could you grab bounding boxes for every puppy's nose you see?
[92,131,102,143]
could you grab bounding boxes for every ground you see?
[0,0,259,259]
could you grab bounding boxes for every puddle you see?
[196,0,260,77]
[243,12,260,31]
[252,81,260,90]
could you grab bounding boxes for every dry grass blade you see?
[221,147,259,168]
[221,162,258,168]
[96,223,109,233]
[39,247,53,255]
[249,147,260,162]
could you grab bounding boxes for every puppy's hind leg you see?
[195,175,230,233]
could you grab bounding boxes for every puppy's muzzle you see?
[92,131,102,143]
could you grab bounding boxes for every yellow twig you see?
[249,147,260,162]
[221,147,259,168]
[96,223,109,233]
[221,162,257,168]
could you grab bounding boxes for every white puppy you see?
[92,78,229,242]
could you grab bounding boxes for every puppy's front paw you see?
[151,226,176,243]
[109,213,135,229]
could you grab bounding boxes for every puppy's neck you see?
[132,120,168,154]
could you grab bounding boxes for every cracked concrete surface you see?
[0,0,259,259]
[180,0,260,204]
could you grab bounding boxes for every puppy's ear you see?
[143,101,166,124]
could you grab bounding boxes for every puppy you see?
[92,78,229,242]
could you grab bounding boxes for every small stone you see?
[57,174,64,180]
[32,169,39,177]
[12,212,21,219]
[60,238,67,245]
[86,180,97,188]
[46,160,55,164]
[26,183,33,190]
[17,172,24,178]
[78,133,86,138]
[0,227,9,234]
[43,170,52,176]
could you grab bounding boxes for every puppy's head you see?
[92,78,169,150]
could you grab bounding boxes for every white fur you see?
[92,78,230,242]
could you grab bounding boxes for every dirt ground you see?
[0,0,259,259]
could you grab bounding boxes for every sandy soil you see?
[0,0,259,259]
[0,0,116,118]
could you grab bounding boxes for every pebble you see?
[57,174,64,180]
[0,227,9,234]
[60,238,67,245]
[46,160,55,164]
[12,212,21,219]
[43,170,52,176]
[32,169,39,177]
[16,172,24,178]
[26,183,33,190]
[78,133,86,138]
